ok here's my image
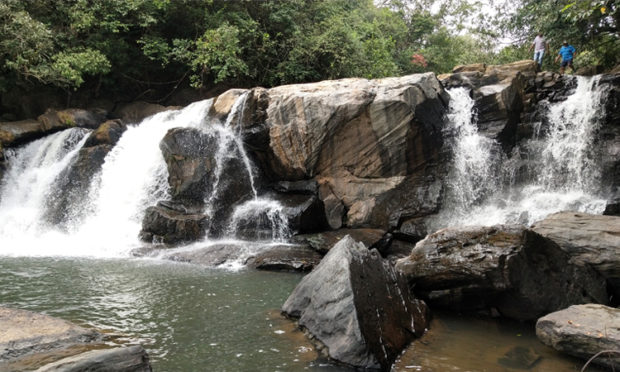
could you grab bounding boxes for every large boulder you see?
[0,307,151,371]
[237,73,449,229]
[395,225,608,321]
[531,212,620,300]
[282,235,429,370]
[536,304,620,370]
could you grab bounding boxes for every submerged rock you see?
[282,235,429,370]
[536,304,620,370]
[531,212,620,301]
[395,225,608,321]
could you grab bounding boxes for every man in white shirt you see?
[529,32,547,70]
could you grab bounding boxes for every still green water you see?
[0,258,607,372]
[0,257,341,371]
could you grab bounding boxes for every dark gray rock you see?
[246,244,322,272]
[396,225,608,321]
[272,180,318,195]
[35,345,151,372]
[531,211,620,301]
[293,228,386,255]
[604,199,620,216]
[159,127,219,204]
[139,202,208,244]
[536,304,620,370]
[369,173,443,230]
[282,235,429,370]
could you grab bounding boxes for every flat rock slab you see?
[35,345,151,372]
[0,307,100,362]
[0,307,151,371]
[536,304,620,370]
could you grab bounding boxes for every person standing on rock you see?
[529,32,547,70]
[555,41,576,75]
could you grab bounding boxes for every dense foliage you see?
[0,0,617,117]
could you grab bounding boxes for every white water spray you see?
[430,76,607,230]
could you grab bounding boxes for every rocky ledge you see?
[0,306,151,371]
[536,304,620,370]
[395,224,608,321]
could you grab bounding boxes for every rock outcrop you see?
[536,304,620,370]
[0,307,151,371]
[239,73,450,231]
[395,225,608,321]
[282,235,429,370]
[531,212,620,301]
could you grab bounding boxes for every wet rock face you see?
[536,304,620,370]
[159,127,219,204]
[139,202,208,244]
[282,235,429,370]
[140,126,255,243]
[395,225,608,321]
[531,212,620,301]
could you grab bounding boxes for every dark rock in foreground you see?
[395,225,608,321]
[536,304,620,370]
[0,307,151,371]
[531,212,620,300]
[282,235,429,370]
[139,202,208,244]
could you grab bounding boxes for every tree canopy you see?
[0,0,617,117]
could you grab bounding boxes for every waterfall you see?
[430,76,607,230]
[0,128,90,255]
[0,95,290,259]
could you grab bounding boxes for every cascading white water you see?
[0,94,290,259]
[431,87,502,227]
[0,128,90,255]
[430,76,607,230]
[228,198,291,242]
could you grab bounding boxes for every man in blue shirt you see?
[554,41,576,74]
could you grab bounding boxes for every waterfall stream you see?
[0,96,288,259]
[430,76,607,230]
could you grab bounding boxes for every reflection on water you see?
[0,258,342,371]
[394,311,606,372]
